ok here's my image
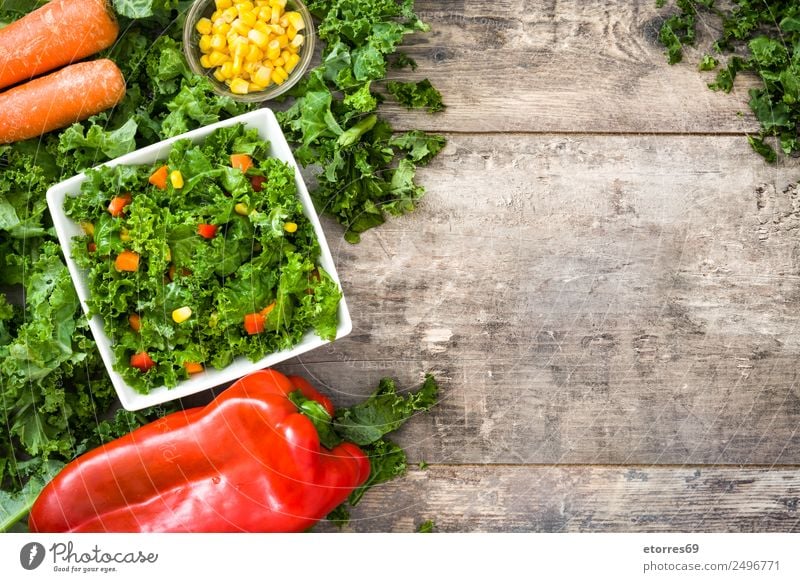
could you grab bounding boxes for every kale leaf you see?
[278,0,446,243]
[656,1,800,161]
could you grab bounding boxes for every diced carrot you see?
[244,312,266,335]
[250,175,267,192]
[184,362,204,375]
[130,351,155,372]
[197,223,218,239]
[260,301,276,317]
[115,250,140,272]
[231,154,253,172]
[129,313,141,333]
[149,165,169,190]
[108,193,132,217]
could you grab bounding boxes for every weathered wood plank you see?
[314,465,800,532]
[276,133,800,465]
[380,0,761,133]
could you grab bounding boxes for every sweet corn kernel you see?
[269,0,287,8]
[283,222,297,233]
[248,28,269,48]
[215,0,233,8]
[212,18,230,35]
[253,65,273,86]
[239,10,257,26]
[214,69,227,82]
[284,53,300,73]
[232,56,243,75]
[270,6,280,24]
[270,24,285,35]
[232,18,251,35]
[170,170,184,189]
[220,61,234,78]
[208,51,229,66]
[211,9,222,20]
[266,39,281,60]
[81,222,95,236]
[172,307,192,324]
[199,34,213,51]
[286,24,296,40]
[281,49,291,61]
[196,17,213,35]
[245,44,263,62]
[200,54,212,68]
[290,33,304,49]
[234,203,250,215]
[270,68,285,85]
[222,6,238,22]
[272,56,284,67]
[276,33,289,48]
[210,33,227,50]
[254,20,269,33]
[286,11,304,30]
[237,0,254,10]
[120,228,131,242]
[231,34,249,52]
[230,77,249,93]
[249,82,266,92]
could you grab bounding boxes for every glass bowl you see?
[183,0,315,102]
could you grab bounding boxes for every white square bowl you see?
[47,109,352,411]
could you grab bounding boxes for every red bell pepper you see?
[28,370,369,532]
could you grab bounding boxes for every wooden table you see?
[284,0,800,532]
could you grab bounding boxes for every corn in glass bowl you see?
[183,0,315,102]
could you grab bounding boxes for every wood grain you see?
[379,0,762,134]
[314,465,800,532]
[278,133,800,465]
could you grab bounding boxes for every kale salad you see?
[64,123,341,393]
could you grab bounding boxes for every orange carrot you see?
[108,193,132,217]
[0,0,119,91]
[244,312,266,335]
[149,166,168,190]
[231,154,253,172]
[184,362,204,375]
[244,302,276,335]
[115,251,140,272]
[0,59,126,145]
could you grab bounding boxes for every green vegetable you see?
[278,0,446,243]
[656,1,800,161]
[387,79,445,112]
[335,375,439,445]
[416,519,435,533]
